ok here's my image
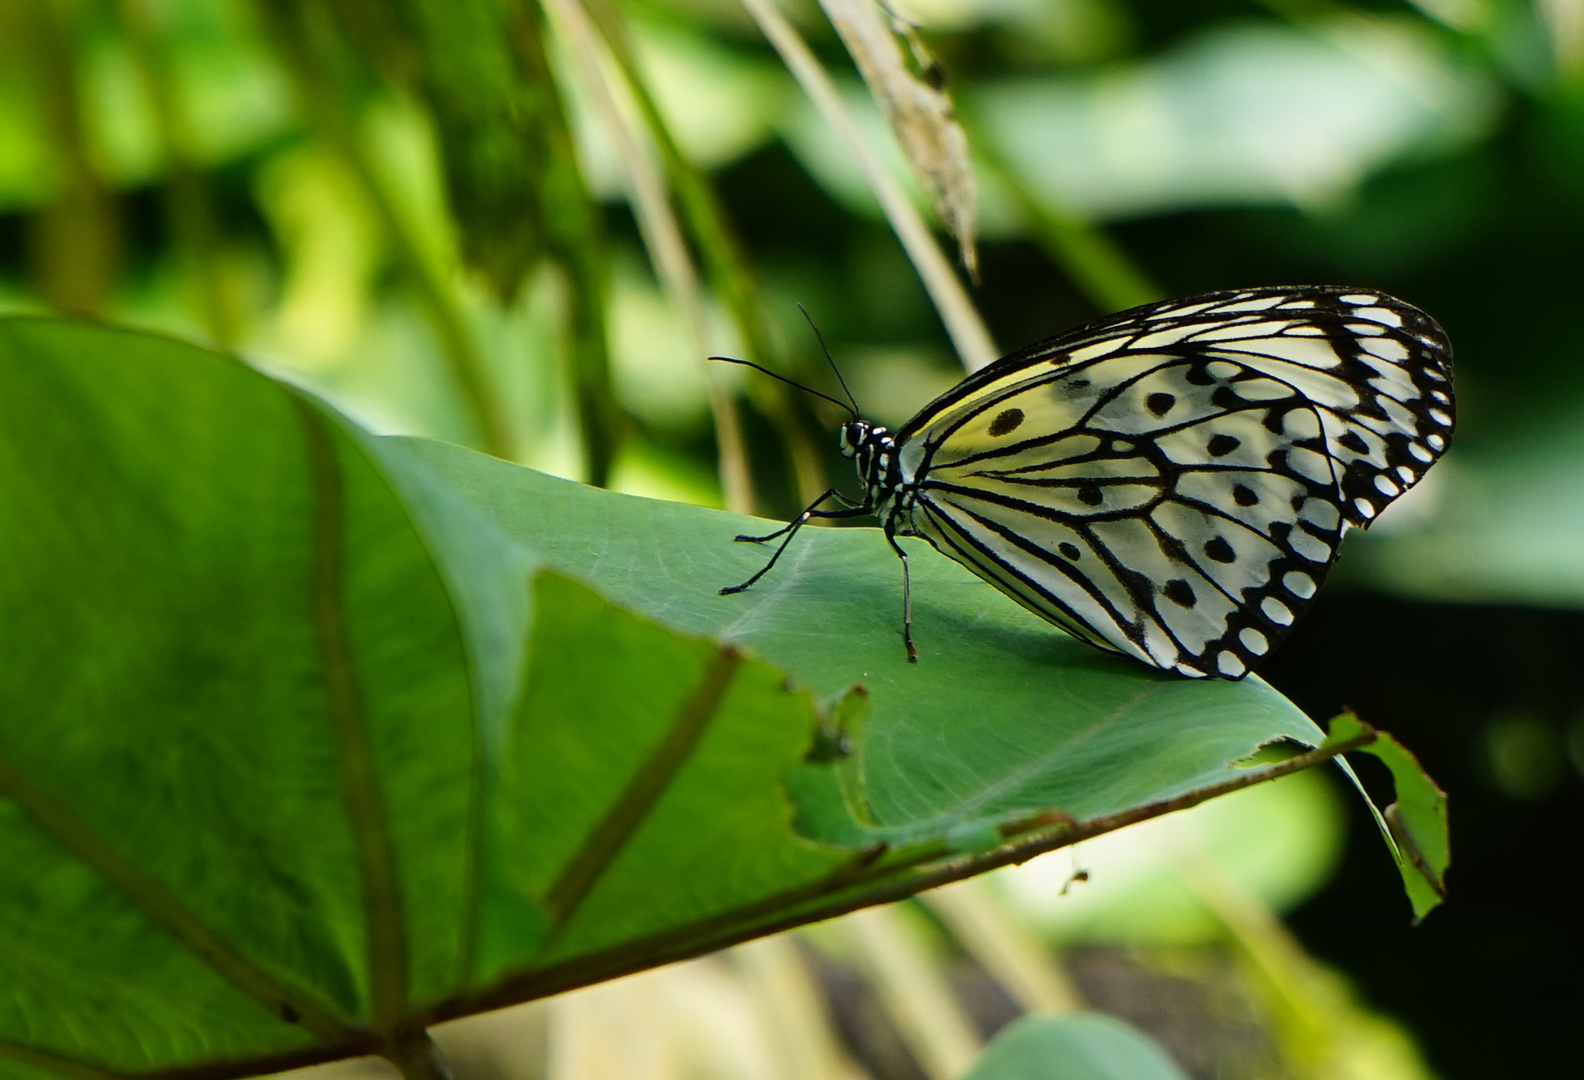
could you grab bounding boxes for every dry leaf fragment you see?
[819,0,980,279]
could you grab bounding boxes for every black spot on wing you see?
[989,408,1025,437]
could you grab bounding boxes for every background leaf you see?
[958,1013,1190,1080]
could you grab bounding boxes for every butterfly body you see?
[729,286,1453,679]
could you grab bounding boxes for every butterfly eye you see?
[839,421,868,458]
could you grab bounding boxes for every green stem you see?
[297,400,408,1032]
[422,725,1377,1023]
[539,646,742,940]
[508,2,622,487]
[257,0,514,460]
[20,0,121,316]
[384,1030,455,1080]
[116,0,236,347]
[582,0,829,507]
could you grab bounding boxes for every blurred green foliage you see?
[4,0,1581,1075]
[3,0,1582,606]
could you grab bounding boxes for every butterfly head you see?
[837,420,872,459]
[838,420,899,505]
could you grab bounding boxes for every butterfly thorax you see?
[839,420,910,521]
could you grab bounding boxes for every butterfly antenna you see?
[707,355,857,418]
[797,304,862,417]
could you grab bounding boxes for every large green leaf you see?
[0,318,1403,1077]
[395,437,1329,838]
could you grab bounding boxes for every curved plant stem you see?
[507,2,622,488]
[298,401,408,1032]
[384,1030,454,1080]
[582,0,829,507]
[18,0,121,316]
[257,0,514,460]
[543,0,755,511]
[423,722,1378,1023]
[117,0,237,347]
[740,0,998,372]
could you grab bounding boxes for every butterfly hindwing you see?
[893,286,1453,679]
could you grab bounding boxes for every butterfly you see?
[719,286,1454,679]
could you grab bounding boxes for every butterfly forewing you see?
[894,286,1453,678]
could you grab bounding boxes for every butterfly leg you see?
[720,490,867,595]
[883,521,917,663]
[732,490,859,544]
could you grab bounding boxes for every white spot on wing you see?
[1284,571,1317,598]
[1239,628,1269,655]
[1217,651,1247,677]
[1291,531,1331,562]
[1300,500,1340,529]
[1261,597,1293,625]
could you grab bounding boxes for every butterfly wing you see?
[893,286,1454,678]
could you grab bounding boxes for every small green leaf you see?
[959,1013,1190,1080]
[1321,713,1449,921]
[1365,735,1450,922]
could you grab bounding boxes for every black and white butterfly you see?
[721,286,1454,679]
